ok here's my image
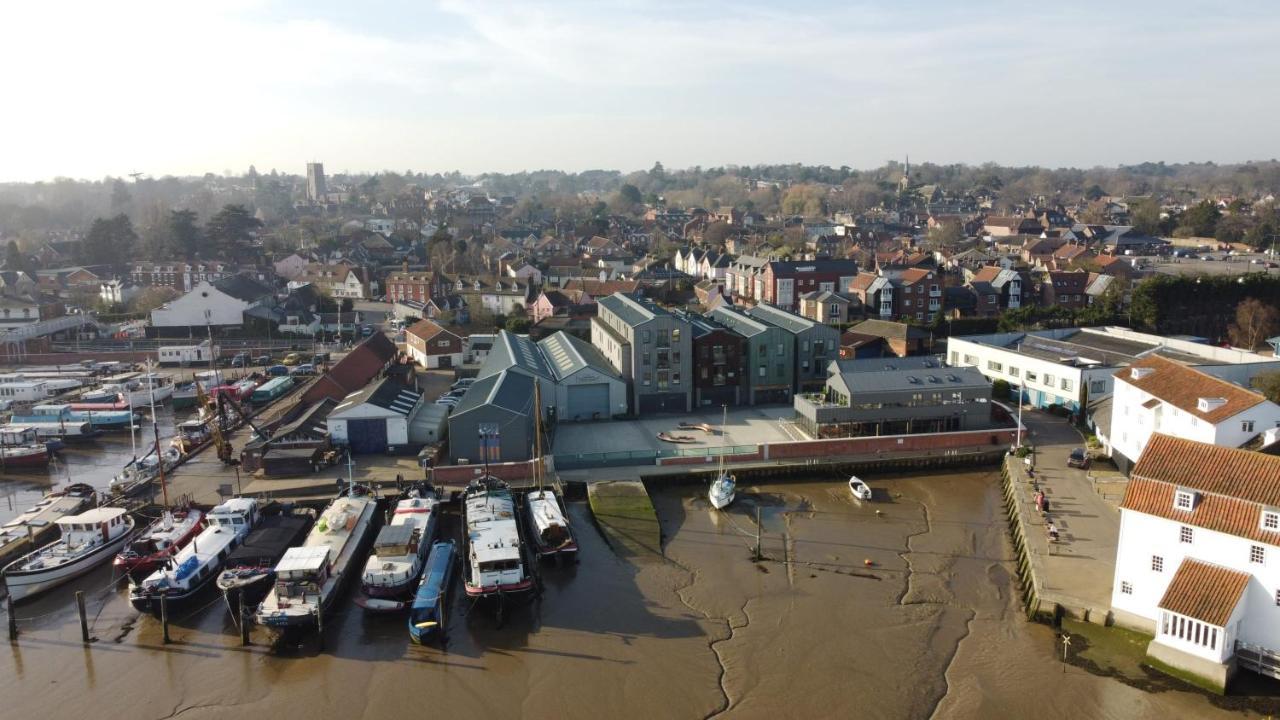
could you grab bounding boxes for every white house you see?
[273,253,310,281]
[1108,355,1280,472]
[150,280,254,328]
[1110,434,1280,691]
[99,279,141,306]
[327,378,423,454]
[505,263,543,286]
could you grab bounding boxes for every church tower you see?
[899,154,911,191]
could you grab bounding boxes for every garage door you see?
[347,418,388,454]
[566,383,610,421]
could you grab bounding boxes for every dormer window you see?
[1174,489,1196,511]
[1262,510,1280,531]
[1197,397,1226,413]
[1130,367,1153,380]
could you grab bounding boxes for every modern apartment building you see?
[592,293,693,413]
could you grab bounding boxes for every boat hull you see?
[129,569,218,615]
[0,448,51,468]
[216,570,275,608]
[4,526,134,602]
[463,577,535,599]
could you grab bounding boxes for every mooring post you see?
[76,590,89,644]
[160,594,171,644]
[6,594,16,641]
[239,590,251,646]
[315,609,324,650]
[754,506,762,561]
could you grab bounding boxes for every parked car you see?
[231,352,250,368]
[361,324,375,336]
[1266,262,1279,269]
[1067,447,1090,469]
[451,378,476,391]
[282,352,302,366]
[255,354,272,365]
[289,363,315,376]
[311,352,331,364]
[266,365,290,377]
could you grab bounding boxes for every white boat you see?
[462,477,535,599]
[357,486,439,611]
[707,406,735,510]
[3,508,135,601]
[256,494,377,629]
[82,373,174,406]
[129,498,260,614]
[0,485,97,569]
[525,490,578,559]
[848,476,873,502]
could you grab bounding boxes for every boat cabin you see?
[176,420,211,443]
[0,425,40,446]
[273,545,332,602]
[207,497,258,530]
[472,541,522,580]
[57,507,129,546]
[373,524,419,558]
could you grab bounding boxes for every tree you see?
[1228,298,1279,349]
[3,240,29,274]
[340,297,354,313]
[703,220,733,247]
[504,315,530,334]
[1182,200,1220,238]
[81,214,137,265]
[168,209,201,258]
[127,286,179,314]
[110,179,132,214]
[1252,371,1280,404]
[925,220,964,248]
[204,204,262,256]
[1129,198,1163,237]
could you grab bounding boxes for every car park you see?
[255,354,272,365]
[266,365,290,377]
[231,352,250,368]
[282,352,302,366]
[289,363,315,376]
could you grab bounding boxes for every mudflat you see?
[0,470,1260,719]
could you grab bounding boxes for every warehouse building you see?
[328,377,425,454]
[478,329,626,423]
[448,370,535,464]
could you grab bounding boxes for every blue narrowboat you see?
[408,540,456,644]
[249,376,293,404]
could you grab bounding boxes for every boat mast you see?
[533,381,543,491]
[127,383,137,461]
[718,404,727,478]
[147,358,169,508]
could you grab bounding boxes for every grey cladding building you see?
[707,305,794,405]
[794,356,993,438]
[448,370,535,464]
[592,293,693,413]
[747,303,841,393]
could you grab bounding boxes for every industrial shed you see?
[478,329,625,423]
[448,370,534,464]
[328,377,423,454]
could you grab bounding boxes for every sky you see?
[1,0,1278,182]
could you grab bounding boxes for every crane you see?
[197,381,271,465]
[128,172,145,182]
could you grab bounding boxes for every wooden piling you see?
[754,506,762,561]
[239,590,251,646]
[6,594,16,641]
[76,591,89,644]
[315,609,324,650]
[160,595,171,644]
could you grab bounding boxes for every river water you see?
[0,467,1264,719]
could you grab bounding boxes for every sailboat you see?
[708,405,735,510]
[110,360,179,499]
[523,382,578,561]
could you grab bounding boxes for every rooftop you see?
[334,377,420,417]
[538,331,618,381]
[1117,355,1268,424]
[747,303,822,335]
[597,293,671,326]
[1157,558,1249,627]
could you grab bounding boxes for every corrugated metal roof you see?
[333,377,420,417]
[538,331,618,381]
[452,370,534,417]
[597,293,667,326]
[479,330,554,381]
[747,303,821,335]
[1157,558,1249,627]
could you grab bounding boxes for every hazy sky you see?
[3,1,1278,182]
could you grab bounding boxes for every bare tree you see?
[1228,298,1280,349]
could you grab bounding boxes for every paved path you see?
[1011,410,1120,620]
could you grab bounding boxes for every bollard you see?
[754,506,762,561]
[160,595,171,644]
[239,590,251,646]
[6,594,16,641]
[77,591,89,644]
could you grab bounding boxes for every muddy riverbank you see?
[0,469,1265,719]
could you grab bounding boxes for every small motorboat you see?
[678,422,717,434]
[408,540,456,645]
[113,507,205,580]
[170,420,212,454]
[657,431,698,444]
[708,472,736,510]
[848,476,873,502]
[3,507,135,601]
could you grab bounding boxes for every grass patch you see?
[1144,655,1226,695]
[587,481,662,560]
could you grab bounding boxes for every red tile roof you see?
[303,333,399,403]
[1157,558,1250,627]
[405,318,458,344]
[1122,435,1280,542]
[899,268,933,284]
[1116,355,1267,424]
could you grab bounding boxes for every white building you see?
[156,341,218,367]
[1108,355,1280,472]
[150,280,254,328]
[99,279,141,306]
[948,326,1280,414]
[1110,434,1280,691]
[327,378,423,454]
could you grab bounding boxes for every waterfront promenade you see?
[1005,410,1120,623]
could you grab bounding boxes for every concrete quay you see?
[1001,410,1120,625]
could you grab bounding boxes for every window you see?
[950,351,959,364]
[1026,371,1038,383]
[758,364,766,378]
[1121,581,1133,595]
[963,354,977,365]
[1044,373,1055,387]
[987,361,1003,372]
[1179,526,1193,544]
[1061,378,1072,392]
[1090,380,1106,394]
[1151,555,1163,572]
[1009,367,1019,378]
[1174,490,1194,511]
[1275,589,1280,607]
[1252,545,1266,564]
[1263,511,1280,531]
[1243,420,1256,433]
